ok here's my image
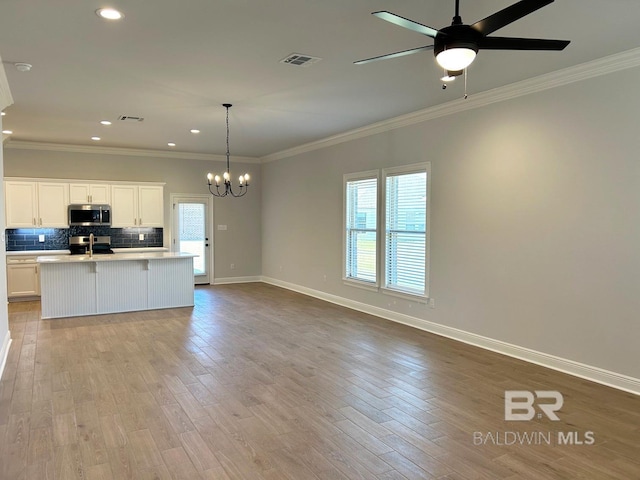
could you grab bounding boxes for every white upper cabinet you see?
[5,179,164,229]
[5,181,69,228]
[69,183,111,204]
[138,185,164,227]
[5,181,38,228]
[37,182,70,227]
[111,184,163,227]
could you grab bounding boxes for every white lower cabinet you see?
[7,257,40,298]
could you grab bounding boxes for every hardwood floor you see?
[1,283,639,479]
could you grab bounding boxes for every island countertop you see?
[36,252,197,263]
[38,251,197,319]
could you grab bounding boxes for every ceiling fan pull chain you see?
[464,68,468,99]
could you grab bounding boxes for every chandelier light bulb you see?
[206,103,249,197]
[207,173,213,182]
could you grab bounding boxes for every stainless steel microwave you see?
[68,204,111,226]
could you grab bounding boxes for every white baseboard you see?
[0,330,12,381]
[213,276,262,285]
[261,277,640,396]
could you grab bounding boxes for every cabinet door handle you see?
[39,218,42,226]
[139,218,142,226]
[33,218,36,225]
[134,218,137,225]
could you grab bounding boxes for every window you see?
[344,172,378,285]
[343,163,430,300]
[383,165,428,296]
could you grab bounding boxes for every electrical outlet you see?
[230,263,235,270]
[139,234,144,241]
[38,234,45,242]
[429,298,436,309]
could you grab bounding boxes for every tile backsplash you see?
[5,227,163,251]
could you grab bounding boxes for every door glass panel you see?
[178,203,206,275]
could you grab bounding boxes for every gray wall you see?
[0,119,8,365]
[261,67,640,380]
[3,149,262,280]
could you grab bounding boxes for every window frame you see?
[342,170,380,290]
[343,163,431,302]
[381,162,430,301]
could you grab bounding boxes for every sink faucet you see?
[89,233,94,257]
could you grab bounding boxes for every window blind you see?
[385,171,426,295]
[345,177,377,283]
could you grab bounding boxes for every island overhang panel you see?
[37,252,197,319]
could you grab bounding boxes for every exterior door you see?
[171,195,212,285]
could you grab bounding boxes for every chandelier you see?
[207,103,250,197]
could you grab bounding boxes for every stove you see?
[69,235,114,255]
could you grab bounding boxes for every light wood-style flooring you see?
[1,283,639,479]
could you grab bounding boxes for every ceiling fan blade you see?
[372,11,440,38]
[478,36,570,50]
[354,45,434,65]
[471,0,554,36]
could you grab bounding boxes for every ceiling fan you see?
[354,0,570,76]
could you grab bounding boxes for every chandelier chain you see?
[206,103,250,198]
[225,104,231,173]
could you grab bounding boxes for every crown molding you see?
[0,57,14,111]
[4,140,261,164]
[261,47,640,163]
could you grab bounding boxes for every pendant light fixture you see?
[207,104,250,198]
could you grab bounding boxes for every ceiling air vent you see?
[280,53,322,67]
[117,115,144,122]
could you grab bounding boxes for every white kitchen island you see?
[37,252,197,319]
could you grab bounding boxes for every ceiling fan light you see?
[436,47,476,71]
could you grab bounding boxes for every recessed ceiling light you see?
[96,8,123,20]
[167,142,176,147]
[190,129,200,134]
[2,130,13,135]
[14,63,32,72]
[100,120,112,126]
[91,136,101,141]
